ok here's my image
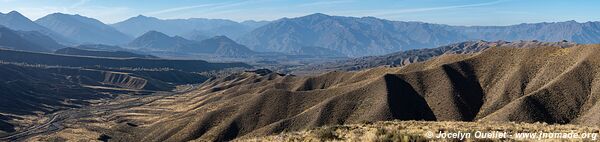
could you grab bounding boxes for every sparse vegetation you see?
[239,121,600,142]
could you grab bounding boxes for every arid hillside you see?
[0,48,251,139]
[238,121,600,141]
[32,44,600,141]
[294,40,578,73]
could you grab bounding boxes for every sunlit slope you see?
[43,45,600,141]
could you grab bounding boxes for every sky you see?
[0,0,599,26]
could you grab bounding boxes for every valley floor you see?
[239,121,600,142]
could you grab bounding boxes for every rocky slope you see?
[32,44,600,141]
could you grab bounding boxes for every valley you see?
[1,3,600,141]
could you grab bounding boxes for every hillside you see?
[0,48,248,138]
[28,44,600,141]
[295,40,578,73]
[35,13,132,45]
[55,47,158,59]
[238,121,600,141]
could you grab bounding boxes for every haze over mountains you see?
[3,8,600,141]
[112,15,269,39]
[128,31,256,57]
[2,11,600,57]
[0,26,64,52]
[239,13,600,57]
[35,13,133,45]
[0,11,71,44]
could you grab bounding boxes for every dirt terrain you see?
[238,121,600,142]
[27,44,600,141]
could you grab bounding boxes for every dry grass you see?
[238,121,600,142]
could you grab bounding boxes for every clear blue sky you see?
[1,0,599,25]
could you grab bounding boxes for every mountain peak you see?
[307,13,329,17]
[3,11,29,20]
[210,35,234,41]
[132,14,156,20]
[138,30,171,39]
[293,13,333,22]
[7,11,24,16]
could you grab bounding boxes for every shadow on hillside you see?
[384,74,437,121]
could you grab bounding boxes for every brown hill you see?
[33,44,600,141]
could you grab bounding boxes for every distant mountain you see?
[15,31,65,51]
[238,13,465,57]
[112,15,267,39]
[0,11,48,31]
[238,13,600,57]
[196,36,256,57]
[0,11,71,44]
[182,31,210,41]
[451,21,600,43]
[241,20,270,28]
[0,26,64,52]
[55,47,158,59]
[35,13,132,45]
[128,31,256,57]
[127,31,195,51]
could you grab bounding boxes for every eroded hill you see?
[0,48,251,139]
[29,44,600,141]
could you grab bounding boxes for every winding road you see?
[0,84,198,141]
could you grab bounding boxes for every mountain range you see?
[128,31,256,57]
[2,11,600,58]
[35,13,132,45]
[112,15,269,39]
[0,11,71,44]
[238,13,600,57]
